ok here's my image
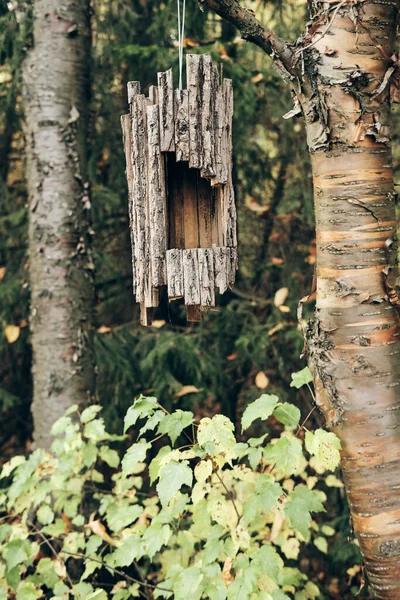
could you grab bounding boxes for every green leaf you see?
[36,504,54,525]
[290,367,313,389]
[305,429,341,471]
[284,487,324,539]
[142,522,171,559]
[241,395,279,431]
[272,591,291,600]
[264,437,303,476]
[157,461,193,507]
[157,410,194,445]
[84,418,107,441]
[106,503,142,532]
[112,535,141,567]
[227,574,254,600]
[194,459,213,482]
[314,536,328,554]
[197,415,236,465]
[138,410,165,438]
[124,396,158,433]
[121,441,151,476]
[242,475,282,524]
[149,445,172,484]
[16,582,42,600]
[204,580,227,600]
[173,566,204,600]
[99,446,120,468]
[0,456,25,479]
[5,539,30,572]
[80,405,102,423]
[273,403,301,429]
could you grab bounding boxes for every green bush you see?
[0,370,343,600]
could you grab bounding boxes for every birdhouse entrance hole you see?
[121,54,237,326]
[166,155,222,251]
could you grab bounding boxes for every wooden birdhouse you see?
[121,54,237,325]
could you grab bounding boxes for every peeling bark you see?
[22,0,95,449]
[203,0,400,595]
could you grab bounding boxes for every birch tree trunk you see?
[22,0,95,449]
[204,0,400,596]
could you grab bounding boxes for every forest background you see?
[1,0,400,597]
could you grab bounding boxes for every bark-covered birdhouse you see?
[121,54,237,325]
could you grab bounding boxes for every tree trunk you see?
[300,2,400,597]
[22,0,95,449]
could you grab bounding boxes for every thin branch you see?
[201,0,296,75]
[27,520,74,590]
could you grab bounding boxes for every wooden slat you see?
[183,248,200,305]
[200,54,216,178]
[148,85,159,105]
[187,54,202,169]
[214,246,229,294]
[174,89,190,162]
[211,187,222,246]
[131,95,148,303]
[183,166,199,249]
[120,114,135,294]
[127,81,141,104]
[166,248,184,299]
[158,68,175,152]
[198,248,215,307]
[166,157,185,250]
[197,173,212,248]
[147,105,167,287]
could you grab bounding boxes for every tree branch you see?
[201,0,296,75]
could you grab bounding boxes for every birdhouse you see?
[121,54,237,325]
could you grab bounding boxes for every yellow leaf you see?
[5,325,20,344]
[251,73,264,84]
[245,195,270,214]
[97,325,111,334]
[174,385,201,397]
[151,320,166,328]
[274,287,289,307]
[222,557,234,585]
[0,267,6,281]
[255,371,269,389]
[279,305,290,313]
[87,515,118,547]
[226,352,238,361]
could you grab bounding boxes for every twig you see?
[27,520,74,590]
[62,551,173,593]
[215,470,242,525]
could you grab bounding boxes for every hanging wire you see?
[177,0,186,89]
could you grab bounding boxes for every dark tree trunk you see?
[204,0,400,596]
[22,0,95,449]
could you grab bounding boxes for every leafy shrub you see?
[0,370,341,599]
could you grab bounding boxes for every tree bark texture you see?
[22,0,95,449]
[302,2,400,597]
[203,0,400,596]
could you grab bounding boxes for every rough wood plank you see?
[148,84,159,105]
[183,166,199,249]
[187,54,202,169]
[120,114,135,294]
[174,89,190,162]
[198,248,215,307]
[147,104,167,287]
[228,247,238,287]
[183,248,200,305]
[211,79,225,186]
[158,68,175,152]
[222,78,233,186]
[223,176,237,249]
[197,173,212,248]
[140,304,153,326]
[127,81,140,104]
[211,187,222,246]
[131,95,148,303]
[166,157,185,249]
[200,55,216,178]
[166,248,184,298]
[214,246,229,294]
